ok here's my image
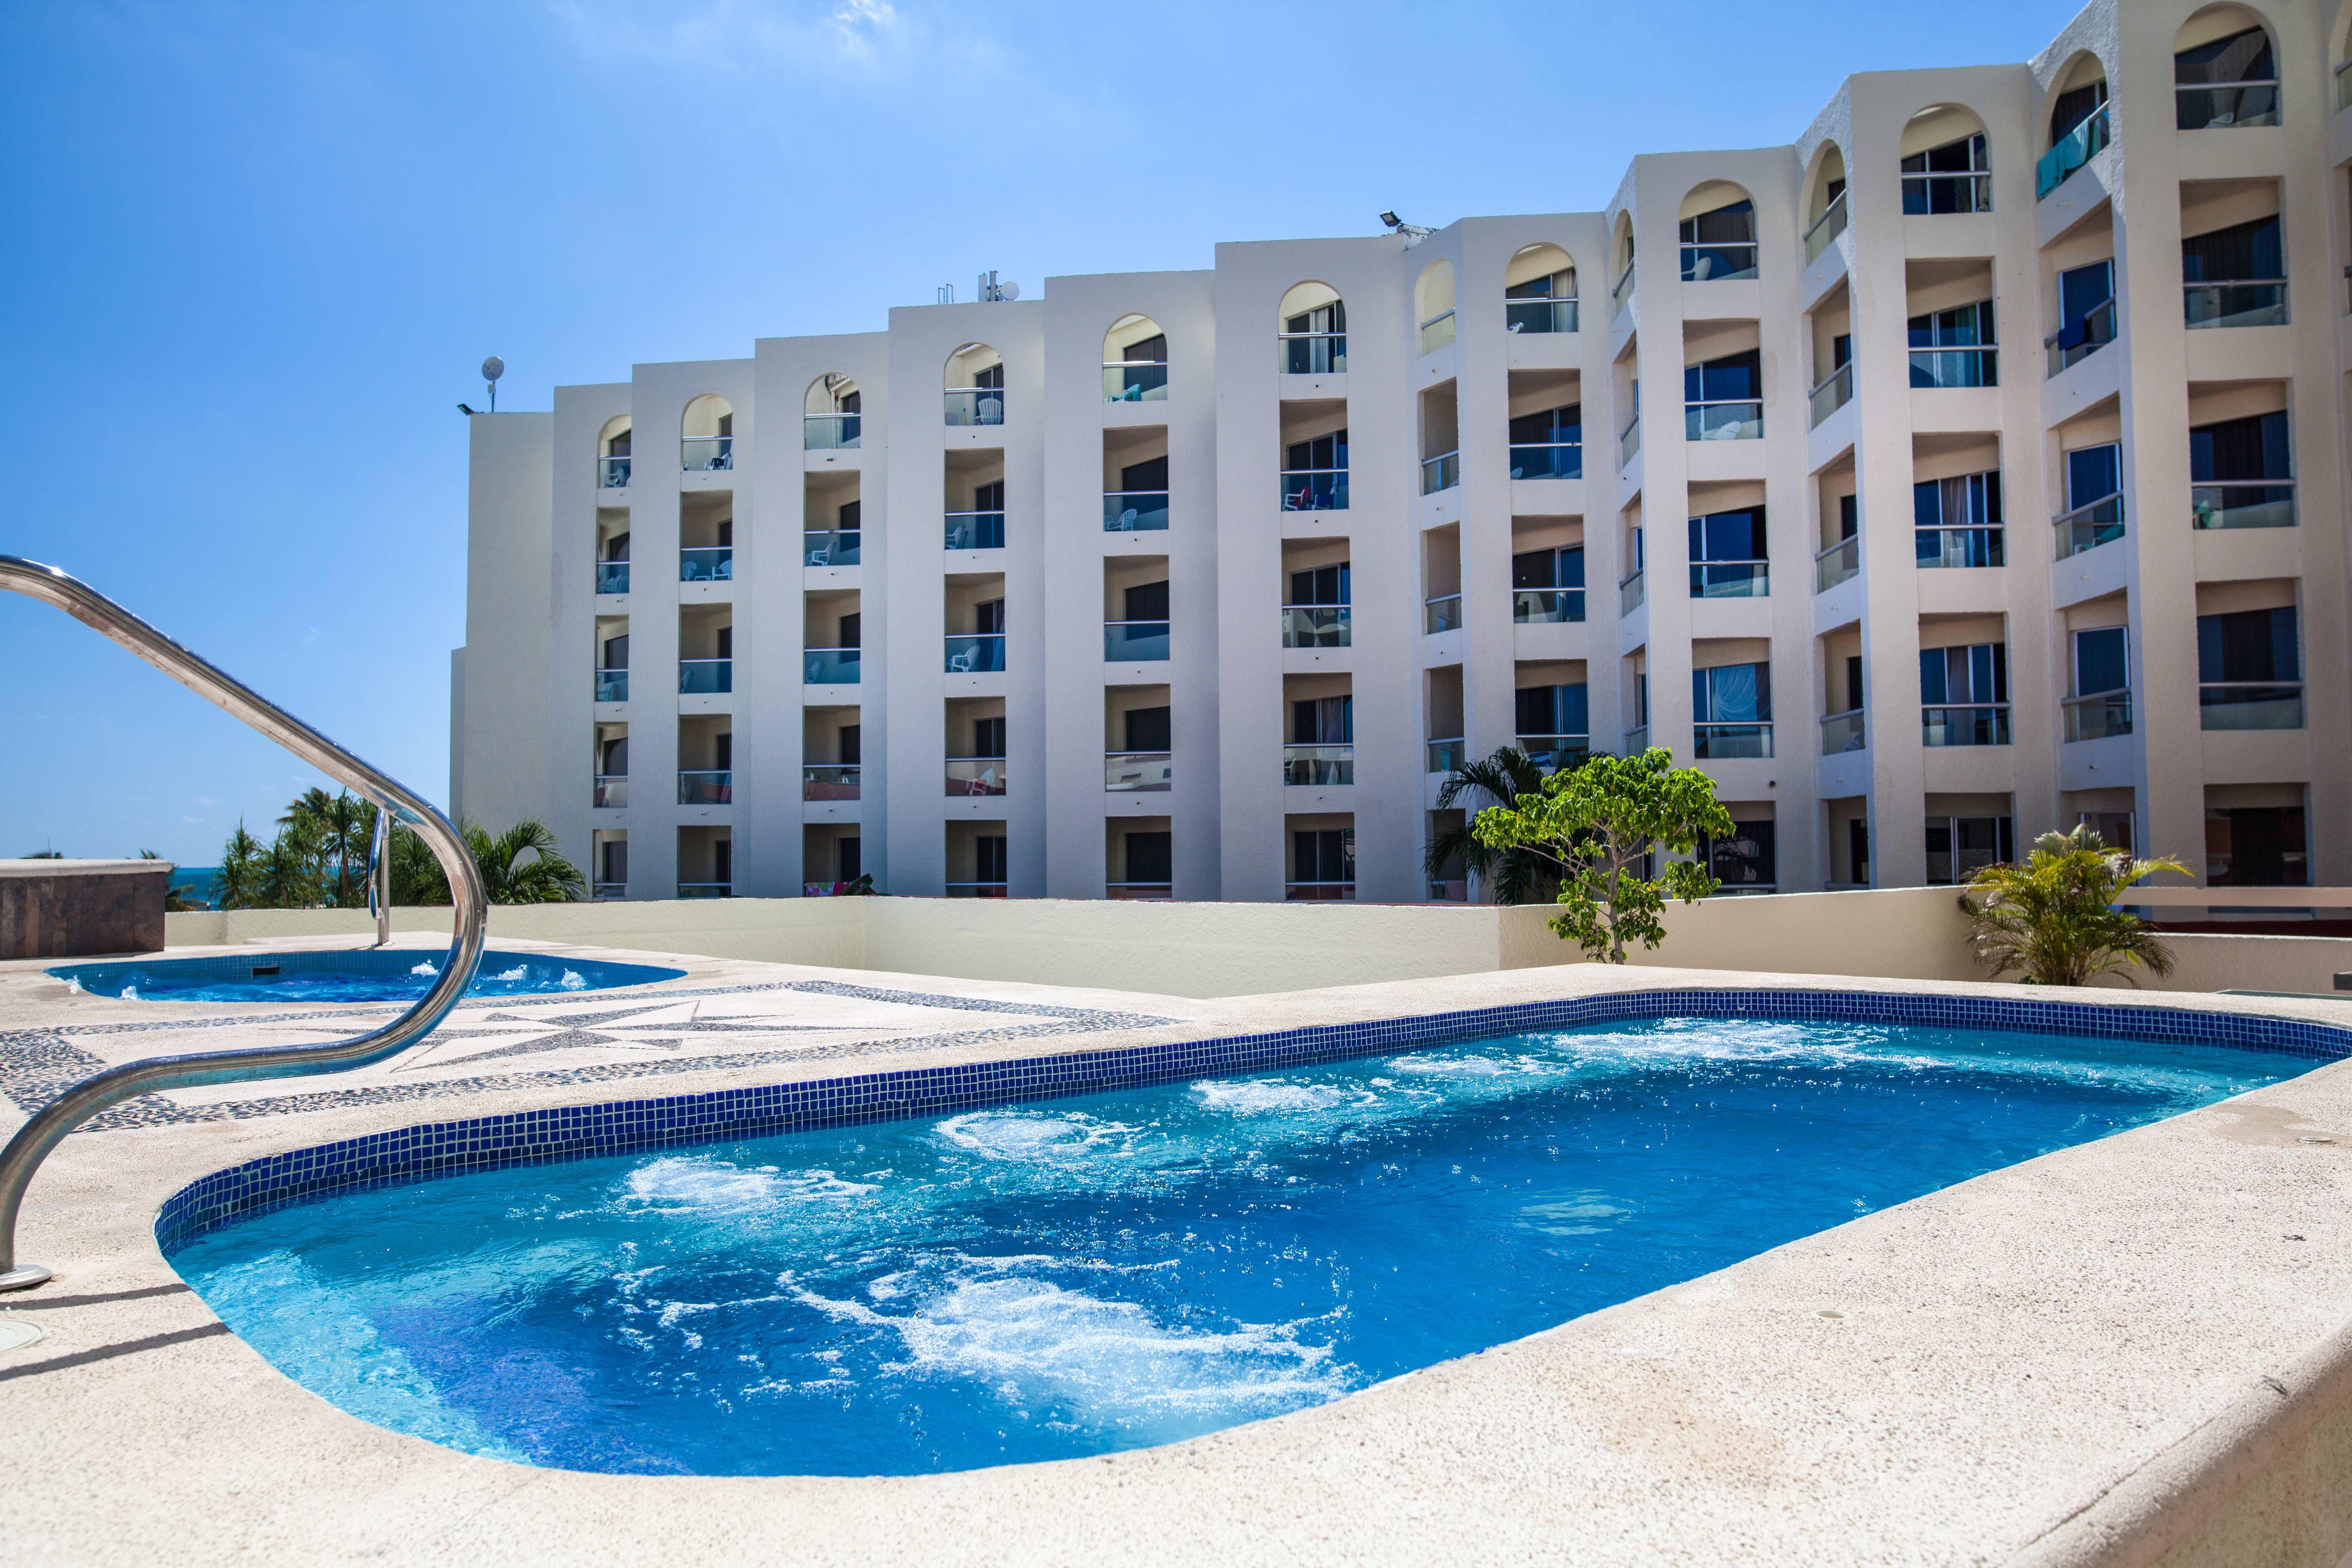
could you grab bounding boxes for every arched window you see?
[2039,53,2111,196]
[1609,213,1636,309]
[945,343,1004,427]
[2175,6,2280,128]
[805,374,860,450]
[1277,282,1346,374]
[1103,315,1167,402]
[1504,243,1576,334]
[1803,144,1848,260]
[1900,107,1990,214]
[597,415,632,488]
[1416,260,1457,354]
[1679,182,1757,281]
[681,395,732,472]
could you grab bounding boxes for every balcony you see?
[805,647,861,683]
[2177,82,2278,130]
[1424,594,1462,634]
[678,770,733,805]
[804,413,862,450]
[2046,297,2115,376]
[1506,297,1577,334]
[598,456,632,488]
[680,547,732,583]
[1281,606,1349,648]
[593,775,627,808]
[1421,451,1460,495]
[1419,310,1457,355]
[678,882,732,899]
[1279,471,1348,512]
[1108,882,1172,901]
[1690,560,1768,599]
[1617,413,1641,467]
[1619,571,1645,615]
[596,560,631,594]
[678,658,733,695]
[945,758,1007,797]
[803,765,859,801]
[1517,735,1589,771]
[1820,709,1865,755]
[1103,361,1168,403]
[1286,880,1356,901]
[1902,172,1991,214]
[2186,281,2288,329]
[945,511,1005,550]
[1693,722,1772,760]
[944,388,1005,427]
[2192,482,2295,531]
[682,436,733,472]
[1622,725,1650,753]
[1104,752,1171,792]
[2063,689,2133,742]
[1104,621,1170,661]
[1803,192,1849,263]
[2339,57,2352,111]
[1282,745,1353,786]
[944,634,1005,673]
[2054,494,2125,560]
[1922,705,2012,747]
[1508,442,1581,480]
[1278,332,1346,375]
[1909,347,1997,389]
[593,881,626,900]
[804,529,860,567]
[1610,263,1635,315]
[945,882,1009,898]
[1685,398,1762,442]
[1428,877,1468,902]
[1680,242,1757,282]
[2200,683,2304,730]
[2036,105,2110,199]
[1815,536,1859,592]
[1808,362,1853,428]
[595,669,629,703]
[1916,526,2003,569]
[1426,738,1467,773]
[1104,491,1170,533]
[1512,588,1584,624]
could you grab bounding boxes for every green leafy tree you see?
[258,816,325,908]
[283,788,372,908]
[215,821,265,910]
[1421,747,1570,905]
[1958,826,2189,986]
[1471,748,1734,963]
[466,819,585,904]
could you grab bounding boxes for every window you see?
[1124,706,1171,752]
[600,736,629,775]
[2053,260,2116,371]
[1914,470,2004,567]
[1908,300,1996,387]
[1282,299,1347,374]
[971,716,1007,758]
[838,612,862,647]
[2198,605,2302,730]
[2176,26,2278,129]
[1926,817,2014,884]
[1843,655,1865,711]
[1684,351,1762,440]
[1289,563,1350,606]
[1125,831,1173,885]
[1292,696,1352,744]
[1688,508,1767,598]
[1691,662,1771,758]
[838,724,861,766]
[1838,493,1858,540]
[2207,806,2306,887]
[975,835,1008,884]
[602,632,629,668]
[2073,626,2127,694]
[2184,214,2287,328]
[1702,819,1775,891]
[2051,80,2108,141]
[604,531,632,562]
[1901,133,1991,214]
[1281,429,1349,511]
[600,838,628,885]
[2192,412,2294,530]
[1291,828,1354,887]
[837,836,861,882]
[1119,456,1168,493]
[1508,403,1582,480]
[1920,643,2010,746]
[1679,200,1757,280]
[1123,580,1169,622]
[1513,547,1583,624]
[1515,683,1589,739]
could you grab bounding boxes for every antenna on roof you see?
[481,356,505,412]
[978,271,1018,302]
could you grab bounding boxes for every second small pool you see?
[51,948,686,1003]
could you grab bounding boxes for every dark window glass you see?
[1907,299,1994,347]
[1919,643,2008,704]
[2198,605,2299,683]
[1289,563,1349,605]
[1125,832,1173,884]
[1901,132,1989,175]
[1683,349,1761,403]
[1838,494,1858,539]
[2175,26,2273,84]
[1511,549,1556,590]
[2190,411,2290,482]
[1292,696,1353,743]
[2075,627,2128,694]
[2050,80,2108,139]
[838,724,861,766]
[1292,828,1354,883]
[837,836,860,881]
[1122,333,1168,363]
[1285,430,1348,471]
[972,600,1004,635]
[1677,199,1755,244]
[837,500,861,529]
[713,837,732,883]
[975,835,1008,882]
[1692,662,1771,722]
[971,716,1006,758]
[606,430,632,457]
[1514,683,1589,736]
[2208,806,2305,887]
[972,364,1004,389]
[2182,214,2282,282]
[1702,820,1776,888]
[1844,655,1865,712]
[1688,508,1765,561]
[2058,261,2115,340]
[838,613,861,647]
[605,531,631,562]
[1120,455,1169,491]
[603,633,629,668]
[601,737,629,774]
[601,838,629,882]
[1508,403,1581,444]
[1123,580,1170,621]
[2066,444,2121,506]
[713,732,732,770]
[716,625,732,660]
[972,479,1005,511]
[1124,706,1171,752]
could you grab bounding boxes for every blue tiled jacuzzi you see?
[50,947,686,1004]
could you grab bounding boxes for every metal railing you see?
[1426,738,1467,773]
[944,634,1005,673]
[1517,735,1589,771]
[678,658,732,694]
[2185,280,2288,329]
[944,511,1005,550]
[1279,470,1349,511]
[1809,361,1853,426]
[1686,398,1763,441]
[596,560,631,594]
[2054,493,2125,559]
[1285,881,1356,901]
[0,554,488,1293]
[678,882,732,899]
[1611,262,1636,313]
[945,758,1007,796]
[2064,689,2133,741]
[678,769,733,805]
[1820,709,1865,755]
[593,880,626,900]
[593,774,627,808]
[1693,722,1772,759]
[1902,172,1992,214]
[944,882,1009,899]
[804,413,862,450]
[1509,442,1581,480]
[1506,297,1577,334]
[596,668,629,702]
[1681,243,1757,281]
[1803,192,1849,263]
[1618,413,1641,467]
[1690,560,1768,598]
[1619,570,1645,615]
[1103,361,1168,402]
[1278,333,1346,375]
[1815,535,1859,592]
[1282,744,1353,786]
[1107,882,1173,901]
[805,647,861,683]
[1104,620,1170,661]
[944,387,1006,427]
[681,436,733,472]
[1424,593,1463,634]
[1429,878,1469,902]
[2192,481,2295,531]
[1909,346,1997,388]
[2037,104,2110,198]
[1421,450,1461,494]
[1419,310,1457,355]
[680,547,733,583]
[1104,752,1172,792]
[1281,605,1350,647]
[1104,491,1170,532]
[1922,705,2012,747]
[1916,526,2004,568]
[2046,297,2116,376]
[803,764,860,800]
[598,455,632,487]
[1512,588,1584,624]
[2200,683,2305,730]
[1622,725,1650,754]
[2177,81,2279,129]
[804,529,860,567]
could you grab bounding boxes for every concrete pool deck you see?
[2,941,2351,1565]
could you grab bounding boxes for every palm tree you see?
[467,819,585,904]
[283,788,371,907]
[258,818,324,908]
[1958,826,2191,986]
[1421,746,1573,905]
[140,849,202,911]
[215,821,265,910]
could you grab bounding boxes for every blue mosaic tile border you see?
[153,987,2352,1253]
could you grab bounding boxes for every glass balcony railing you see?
[1690,561,1768,598]
[945,758,1008,797]
[1282,744,1353,786]
[1104,752,1172,792]
[1280,606,1350,647]
[1104,491,1170,532]
[2192,482,2295,531]
[945,882,1008,899]
[804,529,860,567]
[1909,347,1997,388]
[678,882,732,899]
[1421,450,1461,495]
[1903,172,1993,214]
[593,880,626,900]
[595,669,629,703]
[1103,361,1168,402]
[1279,470,1348,511]
[802,764,860,801]
[593,775,627,808]
[1428,878,1468,903]
[1104,621,1170,661]
[678,770,733,805]
[2200,683,2304,730]
[944,511,1005,550]
[1693,722,1772,759]
[2046,297,2116,376]
[2177,82,2279,130]
[1426,738,1467,774]
[596,560,630,594]
[598,455,632,487]
[678,658,733,694]
[1618,413,1641,467]
[1681,243,1757,282]
[1803,192,1849,263]
[1278,333,1346,375]
[1619,571,1645,615]
[1922,705,2012,747]
[1424,594,1463,634]
[1808,361,1853,427]
[1509,442,1582,480]
[804,414,862,450]
[1686,400,1763,441]
[944,634,1005,673]
[1286,881,1356,901]
[2339,58,2352,111]
[1512,588,1584,624]
[2054,493,2125,559]
[1820,709,1865,755]
[1517,735,1589,771]
[2185,280,2288,329]
[1108,882,1173,901]
[681,436,733,472]
[680,547,733,583]
[1419,311,1457,355]
[2037,104,2110,199]
[805,647,861,683]
[1505,297,1578,334]
[1611,263,1636,315]
[1622,725,1649,754]
[2064,689,2133,742]
[1815,535,1859,592]
[1916,527,2004,568]
[944,388,1006,427]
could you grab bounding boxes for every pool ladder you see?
[0,556,488,1292]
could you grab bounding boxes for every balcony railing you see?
[1815,535,1859,592]
[1619,570,1645,615]
[2338,57,2352,111]
[593,880,626,900]
[804,529,859,567]
[1922,705,2012,747]
[944,388,1005,427]
[1685,398,1763,441]
[678,882,732,899]
[1690,560,1768,598]
[679,658,732,695]
[2200,683,2304,730]
[1286,881,1356,901]
[1509,442,1581,480]
[1279,470,1349,512]
[1517,735,1589,771]
[1282,744,1353,786]
[596,668,629,703]
[1505,297,1577,334]
[596,560,630,594]
[678,770,733,805]
[1107,882,1173,901]
[1281,605,1350,647]
[598,455,632,487]
[2036,104,2110,199]
[805,647,861,683]
[945,758,1007,796]
[945,882,1009,899]
[804,414,862,450]
[1808,361,1853,427]
[1622,725,1650,753]
[2054,493,2125,559]
[1428,878,1468,902]
[1420,451,1461,495]
[1903,171,1992,214]
[944,634,1006,673]
[1611,262,1636,314]
[1618,413,1641,467]
[944,511,1005,550]
[2064,689,2133,742]
[1424,593,1463,634]
[1820,709,1865,755]
[1104,751,1171,792]
[1681,243,1757,282]
[1909,347,1997,388]
[2177,82,2279,130]
[593,775,627,808]
[680,547,732,583]
[1426,738,1467,774]
[1104,621,1169,661]
[1693,722,1772,759]
[1916,526,2004,569]
[1419,310,1457,355]
[2185,280,2288,329]
[1103,361,1168,403]
[803,764,860,801]
[1278,333,1346,375]
[1803,192,1849,263]
[682,436,733,472]
[1512,588,1584,624]
[2046,297,2116,376]
[1104,491,1170,532]
[2192,481,2295,531]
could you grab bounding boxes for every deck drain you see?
[0,1318,45,1354]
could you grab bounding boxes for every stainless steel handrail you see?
[0,555,488,1292]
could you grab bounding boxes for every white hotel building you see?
[455,0,2352,906]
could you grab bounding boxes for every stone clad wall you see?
[2,868,168,959]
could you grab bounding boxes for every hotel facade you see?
[455,0,2352,905]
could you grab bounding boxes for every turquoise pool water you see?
[168,1016,2309,1477]
[51,949,685,1003]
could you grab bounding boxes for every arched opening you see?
[1609,214,1636,308]
[1277,282,1346,375]
[681,395,733,472]
[1679,181,1757,281]
[944,343,1004,428]
[1803,144,1849,260]
[597,415,632,488]
[804,374,860,450]
[1103,314,1167,402]
[1901,106,1991,214]
[1415,259,1457,354]
[1504,242,1576,334]
[2040,52,2111,196]
[2175,5,2280,128]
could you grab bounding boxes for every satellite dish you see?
[998,281,1019,301]
[482,356,505,383]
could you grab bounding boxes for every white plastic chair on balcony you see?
[947,647,976,674]
[979,395,1002,423]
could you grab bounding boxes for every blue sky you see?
[0,0,2079,863]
